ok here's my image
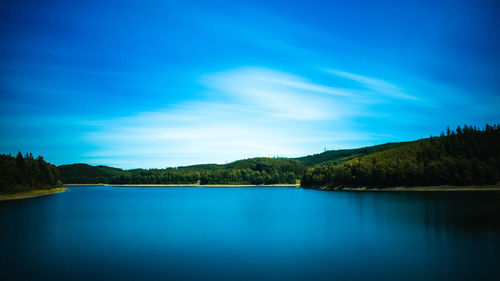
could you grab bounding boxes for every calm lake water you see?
[1,186,500,281]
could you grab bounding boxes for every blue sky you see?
[1,0,499,168]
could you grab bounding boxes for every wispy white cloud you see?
[82,67,383,168]
[201,67,361,120]
[327,69,418,100]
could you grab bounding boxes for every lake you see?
[1,186,499,281]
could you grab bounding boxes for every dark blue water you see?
[1,186,500,281]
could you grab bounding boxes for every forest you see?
[302,124,500,188]
[58,158,306,185]
[0,152,63,193]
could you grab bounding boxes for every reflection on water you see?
[344,191,500,236]
[1,186,499,281]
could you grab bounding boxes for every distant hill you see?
[294,142,413,166]
[59,157,308,185]
[177,164,223,171]
[302,124,500,188]
[58,163,126,184]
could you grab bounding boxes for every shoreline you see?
[311,184,500,192]
[0,187,69,201]
[65,183,500,191]
[65,183,300,187]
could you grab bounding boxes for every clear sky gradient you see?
[1,0,499,168]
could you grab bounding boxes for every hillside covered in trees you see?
[302,124,500,189]
[58,143,414,185]
[59,158,306,185]
[294,141,412,166]
[0,152,63,193]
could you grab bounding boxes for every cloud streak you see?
[201,67,360,120]
[327,70,418,100]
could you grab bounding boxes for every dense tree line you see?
[302,124,500,188]
[59,158,305,185]
[109,168,297,185]
[0,152,62,193]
